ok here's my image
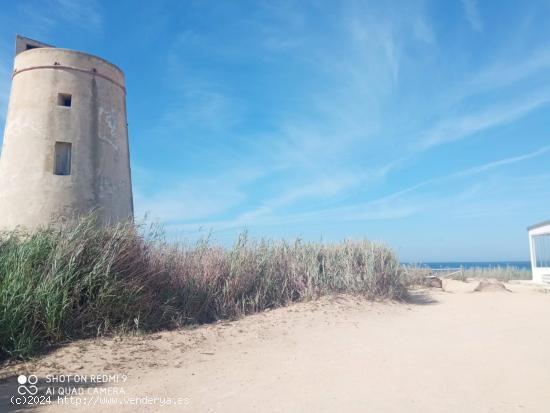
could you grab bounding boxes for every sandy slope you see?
[1,279,549,413]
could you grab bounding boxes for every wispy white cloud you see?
[461,0,483,32]
[392,144,550,196]
[242,3,437,201]
[256,2,307,52]
[134,167,267,223]
[379,50,550,170]
[445,173,550,221]
[156,90,242,136]
[413,16,436,45]
[167,193,421,235]
[166,182,484,237]
[135,181,244,223]
[417,92,550,150]
[262,172,365,210]
[393,46,550,169]
[347,9,402,85]
[457,49,550,101]
[152,36,246,139]
[18,0,102,36]
[145,2,423,224]
[54,0,102,30]
[139,1,550,244]
[452,145,550,178]
[169,143,550,234]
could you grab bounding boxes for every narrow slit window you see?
[26,44,39,50]
[54,142,72,176]
[57,93,72,107]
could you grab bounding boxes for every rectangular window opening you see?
[533,234,550,268]
[54,142,72,176]
[57,93,72,107]
[26,44,39,50]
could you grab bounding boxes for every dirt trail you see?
[1,280,549,412]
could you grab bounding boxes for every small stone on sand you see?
[425,276,443,288]
[473,280,511,292]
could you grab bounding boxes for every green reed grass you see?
[460,266,531,281]
[0,216,406,360]
[402,265,532,286]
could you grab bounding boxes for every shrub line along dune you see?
[0,216,532,360]
[0,216,406,360]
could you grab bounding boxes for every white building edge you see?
[527,220,550,284]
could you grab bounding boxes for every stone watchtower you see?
[0,35,133,230]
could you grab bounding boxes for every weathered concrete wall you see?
[0,46,133,230]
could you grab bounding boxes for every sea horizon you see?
[403,261,531,270]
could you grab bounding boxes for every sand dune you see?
[1,279,549,412]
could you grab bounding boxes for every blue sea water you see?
[404,261,531,269]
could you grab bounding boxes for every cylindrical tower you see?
[0,36,133,230]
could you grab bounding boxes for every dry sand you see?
[1,279,549,413]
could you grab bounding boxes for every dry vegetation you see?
[0,216,405,360]
[402,265,531,286]
[461,266,531,281]
[0,216,532,361]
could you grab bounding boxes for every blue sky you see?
[0,0,549,262]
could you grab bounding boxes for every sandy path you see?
[1,280,549,412]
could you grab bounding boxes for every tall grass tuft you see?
[0,217,406,360]
[460,266,531,281]
[402,265,532,286]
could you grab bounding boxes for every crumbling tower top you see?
[15,34,54,56]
